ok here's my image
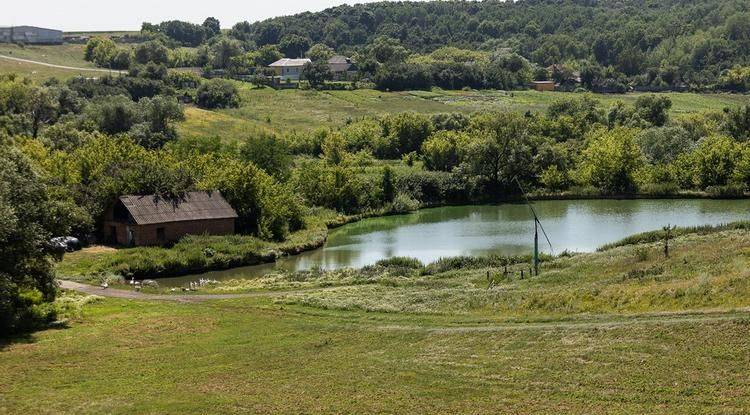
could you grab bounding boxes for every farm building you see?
[102,191,238,247]
[0,26,63,44]
[531,81,556,92]
[328,55,357,80]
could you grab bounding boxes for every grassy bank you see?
[208,228,750,315]
[3,229,750,413]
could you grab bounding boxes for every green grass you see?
[178,84,750,145]
[2,229,750,413]
[0,44,93,67]
[0,43,104,81]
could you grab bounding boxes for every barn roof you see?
[119,191,238,225]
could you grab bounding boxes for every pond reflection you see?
[160,199,750,286]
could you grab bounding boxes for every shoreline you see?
[57,194,750,284]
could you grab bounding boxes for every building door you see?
[110,226,117,245]
[156,227,166,244]
[127,227,135,247]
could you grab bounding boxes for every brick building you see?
[103,191,238,246]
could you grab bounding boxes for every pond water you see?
[162,199,750,286]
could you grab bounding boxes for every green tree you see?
[254,45,283,67]
[279,34,312,58]
[202,17,221,38]
[634,95,672,127]
[465,112,536,188]
[576,127,644,193]
[302,61,332,89]
[209,36,244,69]
[0,147,60,334]
[421,130,468,171]
[306,43,335,62]
[239,133,292,179]
[382,165,395,203]
[196,79,240,109]
[134,41,170,65]
[690,134,741,188]
[321,131,347,165]
[381,113,433,156]
[723,105,750,141]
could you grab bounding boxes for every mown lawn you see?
[2,230,750,413]
[177,85,750,145]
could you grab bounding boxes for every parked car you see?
[49,236,82,253]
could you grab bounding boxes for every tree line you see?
[81,0,750,92]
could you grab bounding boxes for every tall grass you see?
[598,221,750,251]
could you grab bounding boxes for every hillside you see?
[3,228,750,413]
[234,0,750,86]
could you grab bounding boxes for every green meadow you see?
[2,228,749,413]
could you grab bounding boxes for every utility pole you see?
[534,218,539,275]
[514,177,552,276]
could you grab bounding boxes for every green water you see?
[164,199,750,286]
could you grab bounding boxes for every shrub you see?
[705,184,746,198]
[374,257,424,269]
[391,192,420,213]
[196,79,240,109]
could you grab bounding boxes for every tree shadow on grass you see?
[0,321,70,352]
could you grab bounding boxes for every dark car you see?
[49,236,82,253]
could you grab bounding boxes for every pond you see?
[162,199,750,286]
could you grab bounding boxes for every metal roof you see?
[119,191,238,226]
[269,58,311,67]
[328,55,351,64]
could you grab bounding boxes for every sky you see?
[2,0,422,32]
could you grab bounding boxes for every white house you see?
[268,58,311,81]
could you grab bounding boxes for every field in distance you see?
[0,43,105,81]
[178,83,750,144]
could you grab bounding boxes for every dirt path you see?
[58,280,330,302]
[0,54,126,74]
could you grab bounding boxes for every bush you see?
[638,182,680,196]
[390,192,420,213]
[705,184,746,198]
[422,255,532,275]
[196,79,240,109]
[374,257,424,269]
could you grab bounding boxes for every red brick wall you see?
[133,219,235,246]
[102,221,130,245]
[102,218,234,246]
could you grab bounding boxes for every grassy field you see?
[178,85,750,145]
[0,43,106,81]
[2,229,749,413]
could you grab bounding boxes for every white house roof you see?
[269,58,311,67]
